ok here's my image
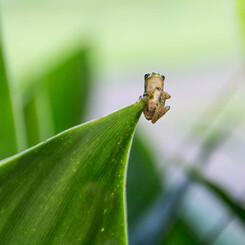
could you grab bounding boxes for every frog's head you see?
[144,72,165,82]
[144,72,165,92]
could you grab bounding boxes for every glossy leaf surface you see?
[188,167,245,224]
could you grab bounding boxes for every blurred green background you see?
[0,0,245,244]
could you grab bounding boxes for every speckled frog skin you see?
[143,72,171,123]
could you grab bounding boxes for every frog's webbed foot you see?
[151,105,170,124]
[139,93,150,103]
[164,92,171,99]
[159,91,171,105]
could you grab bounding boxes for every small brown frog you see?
[142,72,171,124]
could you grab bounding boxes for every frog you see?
[142,72,171,124]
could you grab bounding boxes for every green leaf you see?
[43,48,91,134]
[23,92,41,147]
[23,48,92,147]
[235,0,245,50]
[0,100,144,244]
[127,132,163,228]
[163,218,202,245]
[187,167,245,224]
[0,30,18,159]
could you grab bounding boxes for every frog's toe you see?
[151,105,170,124]
[164,92,171,99]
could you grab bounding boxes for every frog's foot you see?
[151,105,170,124]
[141,91,151,102]
[164,92,171,99]
[148,90,155,98]
[140,94,150,103]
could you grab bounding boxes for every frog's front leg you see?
[143,87,159,98]
[151,104,170,124]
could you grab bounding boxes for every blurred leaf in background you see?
[235,0,245,49]
[127,132,163,229]
[164,219,201,245]
[0,30,18,159]
[0,22,27,160]
[22,47,92,147]
[0,0,238,81]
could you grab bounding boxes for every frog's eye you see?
[161,74,165,81]
[144,73,150,80]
